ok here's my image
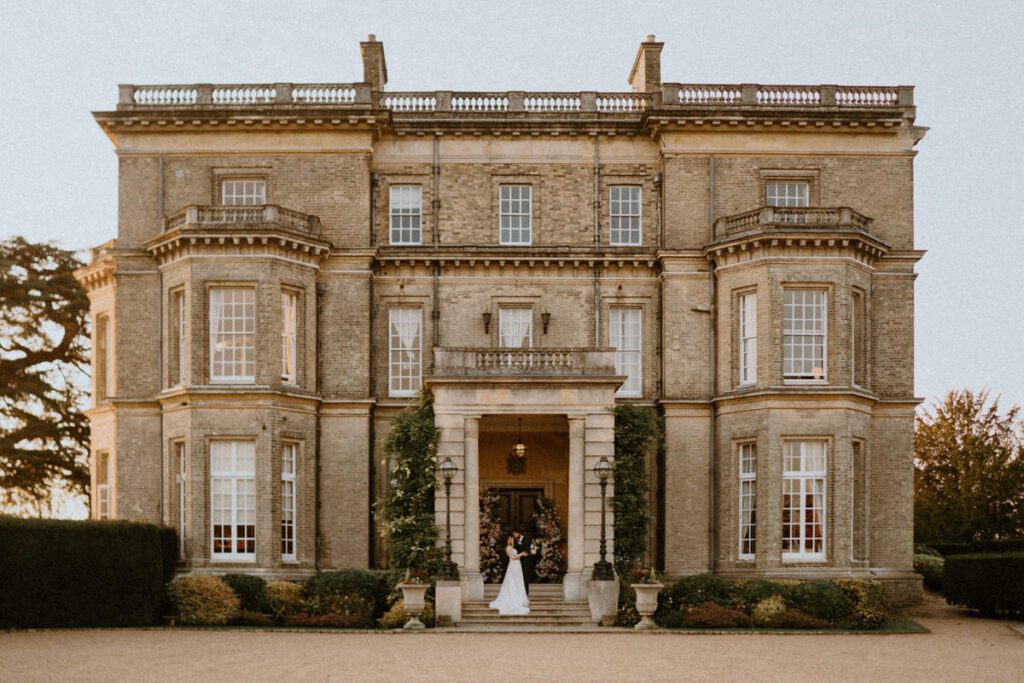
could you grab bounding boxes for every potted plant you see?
[630,568,663,630]
[397,569,430,630]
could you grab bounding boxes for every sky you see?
[1,0,1023,412]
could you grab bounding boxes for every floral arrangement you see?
[400,569,430,585]
[530,497,565,582]
[628,567,661,584]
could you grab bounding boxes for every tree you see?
[374,390,441,574]
[915,389,1024,542]
[0,237,90,509]
[611,404,661,575]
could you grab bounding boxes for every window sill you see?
[781,555,827,563]
[783,379,828,386]
[210,557,257,563]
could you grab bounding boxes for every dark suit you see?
[514,534,534,594]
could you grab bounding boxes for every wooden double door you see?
[493,487,544,535]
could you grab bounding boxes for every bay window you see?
[210,440,256,561]
[782,440,827,561]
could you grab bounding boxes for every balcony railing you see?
[714,207,874,236]
[162,205,320,236]
[432,348,618,377]
[116,83,912,113]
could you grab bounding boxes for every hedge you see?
[926,539,1024,556]
[944,552,1024,615]
[0,517,174,628]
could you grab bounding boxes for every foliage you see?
[229,610,274,626]
[375,390,441,575]
[222,573,268,613]
[914,553,945,591]
[915,390,1024,542]
[0,237,91,508]
[282,611,373,628]
[679,602,752,629]
[304,569,395,619]
[265,581,305,617]
[169,575,240,626]
[787,580,854,623]
[750,595,787,626]
[530,496,565,582]
[659,573,732,612]
[158,527,179,585]
[926,539,1024,556]
[764,608,829,629]
[611,404,662,575]
[944,552,1024,615]
[479,489,505,583]
[835,579,888,629]
[378,598,436,628]
[731,580,789,614]
[0,516,167,628]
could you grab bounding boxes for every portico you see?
[427,348,623,602]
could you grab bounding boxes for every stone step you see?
[463,609,592,617]
[458,618,597,626]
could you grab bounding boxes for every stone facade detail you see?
[76,35,926,603]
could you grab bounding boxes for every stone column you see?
[564,417,586,600]
[461,416,483,600]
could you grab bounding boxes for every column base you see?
[460,570,484,601]
[434,580,463,626]
[563,569,588,601]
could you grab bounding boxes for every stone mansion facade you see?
[76,35,926,604]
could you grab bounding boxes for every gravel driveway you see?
[1,594,1021,682]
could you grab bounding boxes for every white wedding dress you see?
[488,546,530,615]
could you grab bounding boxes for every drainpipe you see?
[367,276,376,568]
[593,135,601,345]
[158,153,165,524]
[315,283,325,571]
[432,136,441,354]
[707,155,718,573]
[369,172,377,246]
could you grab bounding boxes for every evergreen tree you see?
[530,496,565,582]
[1,237,90,509]
[479,489,505,583]
[611,404,661,575]
[375,390,441,574]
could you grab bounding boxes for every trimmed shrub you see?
[378,598,436,628]
[159,527,180,584]
[680,602,751,628]
[787,580,854,623]
[0,517,168,628]
[222,574,268,613]
[944,552,1024,615]
[765,608,829,629]
[661,574,733,612]
[914,544,942,557]
[655,609,684,628]
[929,540,1024,556]
[283,612,371,628]
[304,569,395,618]
[751,595,787,626]
[731,580,790,613]
[266,581,305,617]
[169,575,240,625]
[229,610,275,626]
[835,580,887,629]
[914,553,945,591]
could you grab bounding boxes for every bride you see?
[488,535,530,615]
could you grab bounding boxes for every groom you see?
[512,528,535,595]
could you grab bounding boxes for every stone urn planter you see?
[398,583,428,630]
[631,582,663,630]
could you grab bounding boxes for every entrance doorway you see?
[493,487,544,535]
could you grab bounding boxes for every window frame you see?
[782,440,828,562]
[95,313,112,403]
[209,440,257,562]
[389,184,423,245]
[281,442,298,561]
[170,289,186,387]
[209,286,257,384]
[95,451,111,520]
[783,288,828,383]
[174,440,187,557]
[499,185,533,246]
[609,307,642,397]
[737,442,757,561]
[738,292,757,386]
[609,185,642,246]
[281,289,299,385]
[220,178,267,206]
[765,180,810,208]
[498,307,533,349]
[388,307,423,397]
[851,288,866,388]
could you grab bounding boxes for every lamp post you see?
[438,457,460,580]
[592,456,615,581]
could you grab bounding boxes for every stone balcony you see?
[714,206,874,237]
[161,204,321,237]
[432,347,619,378]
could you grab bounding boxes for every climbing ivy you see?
[611,404,662,576]
[375,390,441,575]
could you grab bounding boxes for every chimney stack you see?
[360,34,388,91]
[628,34,664,92]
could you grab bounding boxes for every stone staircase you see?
[459,584,597,629]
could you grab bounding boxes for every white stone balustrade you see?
[433,348,619,377]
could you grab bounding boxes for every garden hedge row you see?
[943,552,1024,615]
[0,516,177,628]
[925,539,1024,556]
